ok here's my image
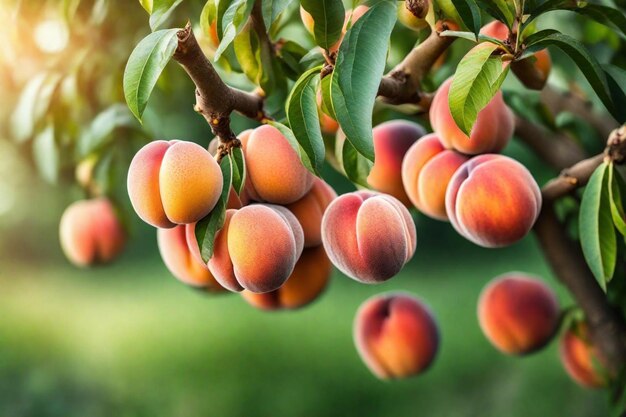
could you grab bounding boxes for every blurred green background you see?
[0,0,617,415]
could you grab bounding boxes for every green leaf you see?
[214,0,255,61]
[286,66,325,175]
[608,163,626,237]
[300,0,345,50]
[450,0,481,36]
[230,146,246,194]
[195,156,233,263]
[320,73,336,120]
[475,0,514,27]
[32,124,59,184]
[262,0,294,29]
[342,138,372,188]
[449,43,509,136]
[233,23,262,84]
[139,0,153,13]
[524,31,617,121]
[123,29,179,122]
[150,0,184,31]
[579,163,616,291]
[331,0,397,162]
[604,65,626,124]
[11,73,62,143]
[299,48,325,69]
[200,0,217,40]
[78,104,137,157]
[439,30,510,48]
[267,121,315,173]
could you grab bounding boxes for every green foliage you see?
[78,104,139,158]
[268,120,316,173]
[262,0,295,29]
[450,0,481,36]
[215,0,256,61]
[449,43,509,136]
[300,0,345,51]
[341,138,372,188]
[608,164,626,238]
[123,29,179,122]
[579,163,617,292]
[231,146,247,195]
[149,0,184,31]
[195,156,233,263]
[32,124,59,184]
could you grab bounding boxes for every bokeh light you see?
[34,19,69,54]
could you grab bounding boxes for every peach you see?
[398,1,429,31]
[559,323,607,388]
[478,273,560,355]
[317,92,339,135]
[321,191,416,283]
[127,140,223,228]
[354,292,439,379]
[480,20,510,41]
[191,204,304,293]
[59,198,125,267]
[242,246,332,310]
[245,125,314,204]
[157,225,225,291]
[446,154,542,247]
[430,77,514,155]
[401,133,469,220]
[286,177,337,247]
[367,120,426,206]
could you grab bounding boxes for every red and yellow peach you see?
[560,323,607,388]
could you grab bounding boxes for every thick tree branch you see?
[533,125,626,375]
[541,86,619,139]
[378,22,455,106]
[514,115,587,170]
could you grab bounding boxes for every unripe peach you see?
[368,120,426,206]
[354,293,439,379]
[322,191,416,283]
[157,225,225,291]
[59,198,125,267]
[478,273,560,355]
[245,125,314,204]
[286,177,337,247]
[200,204,304,293]
[127,140,223,228]
[401,133,469,220]
[398,1,429,31]
[446,155,542,247]
[242,246,332,310]
[559,323,607,388]
[430,77,514,155]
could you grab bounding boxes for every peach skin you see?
[157,225,225,291]
[321,191,416,283]
[430,77,514,155]
[127,140,223,228]
[242,245,332,310]
[354,292,439,379]
[401,133,469,220]
[286,177,337,247]
[245,125,314,204]
[446,154,542,247]
[59,198,125,267]
[560,323,607,388]
[478,273,560,355]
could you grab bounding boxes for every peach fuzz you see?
[201,204,304,293]
[245,125,314,204]
[559,323,607,388]
[368,120,426,206]
[401,133,469,220]
[59,198,125,267]
[157,225,225,291]
[430,77,514,155]
[242,246,332,310]
[354,293,439,379]
[127,140,223,228]
[478,273,560,355]
[446,154,542,248]
[321,191,416,283]
[286,177,337,248]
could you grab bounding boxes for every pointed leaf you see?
[342,138,372,188]
[262,0,294,29]
[450,0,481,36]
[214,0,255,61]
[267,120,315,173]
[230,146,246,194]
[300,0,345,51]
[123,29,179,122]
[608,163,626,237]
[78,104,137,157]
[150,0,184,31]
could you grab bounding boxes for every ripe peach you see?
[430,77,514,155]
[478,273,560,355]
[321,191,416,283]
[195,204,304,293]
[480,20,510,41]
[401,133,469,220]
[127,140,223,228]
[286,177,337,247]
[368,120,426,206]
[354,293,439,379]
[245,125,314,204]
[446,154,542,247]
[59,198,125,267]
[559,323,607,388]
[157,225,225,291]
[242,246,332,310]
